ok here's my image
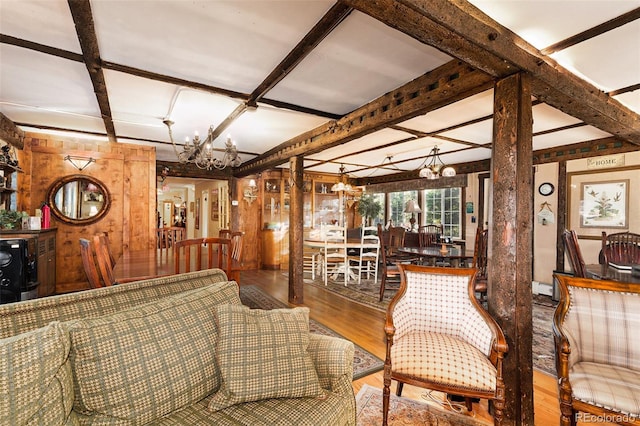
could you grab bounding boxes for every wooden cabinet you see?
[0,229,57,297]
[260,171,343,269]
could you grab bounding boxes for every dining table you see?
[112,248,224,282]
[397,245,475,267]
[585,264,640,284]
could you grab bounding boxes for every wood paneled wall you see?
[18,132,156,294]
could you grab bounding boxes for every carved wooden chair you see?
[471,228,489,303]
[553,274,640,426]
[600,231,640,268]
[383,264,508,425]
[79,238,104,289]
[226,231,244,282]
[562,229,586,278]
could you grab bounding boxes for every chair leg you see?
[382,375,392,426]
[396,382,403,396]
[379,275,386,301]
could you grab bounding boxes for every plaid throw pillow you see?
[208,305,324,412]
[67,281,241,425]
[0,322,76,425]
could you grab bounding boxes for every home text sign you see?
[587,154,625,170]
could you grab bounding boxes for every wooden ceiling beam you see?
[234,60,494,176]
[343,0,640,145]
[0,112,25,149]
[67,0,117,143]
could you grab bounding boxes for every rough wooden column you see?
[490,72,534,425]
[288,156,304,304]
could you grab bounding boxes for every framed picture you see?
[195,198,200,230]
[211,189,219,221]
[580,179,628,228]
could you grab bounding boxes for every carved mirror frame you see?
[47,174,111,225]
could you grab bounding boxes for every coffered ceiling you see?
[1,0,638,180]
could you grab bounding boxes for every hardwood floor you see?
[239,269,614,426]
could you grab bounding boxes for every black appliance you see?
[0,238,38,304]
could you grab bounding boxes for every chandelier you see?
[419,146,456,179]
[163,120,241,170]
[331,164,353,192]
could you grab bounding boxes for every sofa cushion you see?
[208,305,324,412]
[66,280,241,425]
[0,322,77,426]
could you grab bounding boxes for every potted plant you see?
[0,210,28,230]
[357,194,382,227]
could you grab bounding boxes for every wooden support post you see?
[288,156,304,304]
[490,72,534,425]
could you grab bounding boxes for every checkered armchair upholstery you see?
[553,274,640,426]
[382,264,508,426]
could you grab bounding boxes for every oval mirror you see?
[47,175,111,225]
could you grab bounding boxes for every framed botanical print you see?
[580,180,628,228]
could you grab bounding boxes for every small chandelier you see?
[163,120,241,170]
[419,146,455,179]
[331,164,353,192]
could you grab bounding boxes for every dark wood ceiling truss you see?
[67,0,117,143]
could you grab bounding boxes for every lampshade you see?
[404,199,421,213]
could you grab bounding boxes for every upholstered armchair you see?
[383,264,508,425]
[553,274,640,426]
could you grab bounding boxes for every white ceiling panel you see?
[614,90,640,113]
[468,0,639,49]
[267,11,452,115]
[440,120,494,145]
[532,103,582,132]
[551,21,640,93]
[533,126,612,150]
[0,0,81,52]
[400,90,495,133]
[91,0,335,94]
[224,104,329,155]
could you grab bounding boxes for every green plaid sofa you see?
[0,269,356,425]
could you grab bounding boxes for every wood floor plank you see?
[238,269,615,426]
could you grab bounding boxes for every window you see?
[389,190,418,229]
[423,188,461,238]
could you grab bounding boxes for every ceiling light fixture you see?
[163,120,241,170]
[331,164,353,192]
[419,146,455,179]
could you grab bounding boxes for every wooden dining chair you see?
[321,225,349,286]
[93,235,144,286]
[418,224,442,247]
[562,229,586,278]
[600,231,640,268]
[95,232,116,268]
[227,231,244,282]
[378,225,402,301]
[174,237,232,276]
[79,238,104,289]
[156,227,185,253]
[348,226,379,284]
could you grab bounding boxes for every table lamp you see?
[404,200,421,232]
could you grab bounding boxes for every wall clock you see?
[538,182,554,196]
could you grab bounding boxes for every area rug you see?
[356,384,489,426]
[306,277,558,376]
[238,285,384,380]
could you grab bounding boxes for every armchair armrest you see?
[308,334,354,392]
